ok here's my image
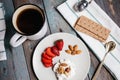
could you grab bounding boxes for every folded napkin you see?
[0,3,7,61]
[57,0,120,79]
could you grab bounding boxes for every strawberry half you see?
[55,39,64,51]
[42,52,52,60]
[46,47,56,58]
[43,63,53,68]
[41,57,52,64]
[51,46,60,56]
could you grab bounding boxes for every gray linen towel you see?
[0,3,7,61]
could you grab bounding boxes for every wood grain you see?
[95,0,120,27]
[0,0,30,80]
[0,0,119,80]
[43,0,76,34]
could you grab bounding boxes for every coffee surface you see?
[17,9,44,35]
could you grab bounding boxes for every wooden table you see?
[0,0,120,80]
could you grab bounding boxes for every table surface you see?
[0,0,120,80]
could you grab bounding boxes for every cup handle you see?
[10,33,27,47]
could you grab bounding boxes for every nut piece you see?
[71,51,76,55]
[68,45,73,51]
[60,63,68,67]
[64,71,69,77]
[65,50,71,54]
[76,50,82,54]
[57,67,64,74]
[73,45,78,51]
[65,67,71,73]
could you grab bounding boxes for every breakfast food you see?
[53,59,75,80]
[51,46,60,56]
[46,47,56,58]
[41,56,53,67]
[74,16,111,42]
[55,39,64,51]
[41,39,64,68]
[42,52,52,60]
[65,44,82,55]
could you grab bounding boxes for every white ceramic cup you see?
[10,4,47,47]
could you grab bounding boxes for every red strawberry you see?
[41,57,52,64]
[46,47,56,58]
[42,52,52,60]
[55,39,64,51]
[43,63,53,68]
[51,46,60,56]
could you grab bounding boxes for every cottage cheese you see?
[53,59,75,80]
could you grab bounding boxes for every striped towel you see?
[57,0,120,79]
[0,3,7,61]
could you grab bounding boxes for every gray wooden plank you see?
[0,0,16,79]
[0,0,30,80]
[9,46,30,80]
[88,51,99,79]
[12,0,30,8]
[43,0,76,35]
[22,40,39,80]
[95,0,120,27]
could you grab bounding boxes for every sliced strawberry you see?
[55,39,64,51]
[43,63,53,68]
[41,57,52,64]
[42,52,52,60]
[46,47,56,58]
[51,46,60,56]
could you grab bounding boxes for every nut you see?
[68,45,73,51]
[65,50,71,54]
[65,67,71,73]
[76,50,82,54]
[71,51,76,55]
[64,71,69,77]
[73,45,78,51]
[60,63,68,67]
[57,67,64,74]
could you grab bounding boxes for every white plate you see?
[32,33,90,80]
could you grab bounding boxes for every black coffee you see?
[16,9,44,35]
